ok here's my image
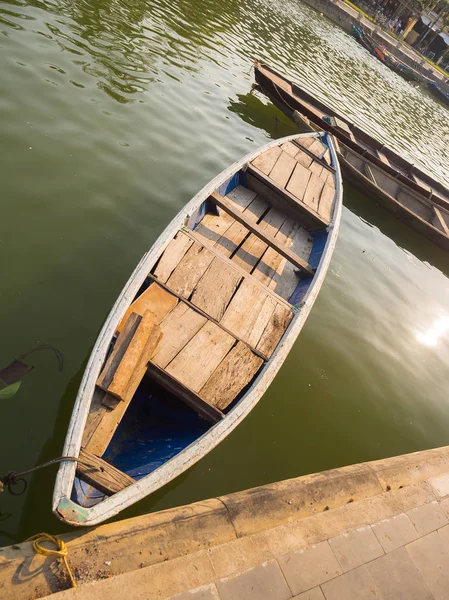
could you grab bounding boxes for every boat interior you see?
[72,135,337,508]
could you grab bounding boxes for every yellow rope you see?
[26,533,77,588]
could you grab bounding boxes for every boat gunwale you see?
[53,132,343,526]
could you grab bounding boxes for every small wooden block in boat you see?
[165,320,235,392]
[209,192,314,278]
[269,151,297,188]
[154,232,194,283]
[190,257,243,321]
[146,361,224,423]
[99,311,162,403]
[200,342,263,410]
[152,303,207,369]
[251,145,282,175]
[166,242,214,298]
[77,448,135,496]
[117,283,178,333]
[97,312,142,390]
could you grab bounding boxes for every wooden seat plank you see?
[303,173,325,212]
[77,448,135,496]
[165,321,235,393]
[200,342,263,410]
[146,362,224,423]
[318,183,335,222]
[251,146,282,176]
[154,233,194,283]
[166,242,214,298]
[256,303,293,357]
[152,303,207,369]
[117,283,178,333]
[268,151,297,188]
[190,257,242,321]
[285,162,312,201]
[209,192,314,278]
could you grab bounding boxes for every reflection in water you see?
[416,316,449,347]
[1,0,449,545]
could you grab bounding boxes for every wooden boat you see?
[254,61,449,210]
[254,62,449,251]
[53,132,342,526]
[427,81,449,107]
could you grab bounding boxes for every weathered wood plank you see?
[256,303,293,357]
[190,257,242,321]
[166,321,235,393]
[82,388,108,448]
[153,233,194,283]
[303,172,325,212]
[269,151,297,188]
[281,141,300,158]
[251,145,282,175]
[209,192,314,277]
[326,169,335,189]
[376,150,391,166]
[101,310,162,403]
[200,342,263,410]
[309,161,324,177]
[85,397,131,456]
[246,295,277,348]
[117,283,178,333]
[148,273,269,361]
[146,361,224,423]
[295,148,313,169]
[433,206,449,235]
[364,162,376,184]
[285,162,311,201]
[232,207,286,273]
[166,241,214,298]
[97,313,142,390]
[152,303,207,369]
[194,211,235,247]
[77,448,135,496]
[318,183,335,222]
[307,138,326,157]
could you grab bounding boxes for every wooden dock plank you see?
[190,258,242,321]
[303,172,325,212]
[117,283,178,333]
[154,233,194,283]
[268,151,297,188]
[318,183,335,222]
[256,303,293,357]
[285,162,312,201]
[165,321,235,393]
[200,342,263,410]
[77,448,135,496]
[146,361,224,423]
[209,192,314,277]
[103,311,162,403]
[152,303,207,369]
[251,146,282,176]
[166,241,214,298]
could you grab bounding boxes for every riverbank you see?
[2,444,449,599]
[304,0,445,83]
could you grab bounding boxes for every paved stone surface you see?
[292,588,325,600]
[372,513,419,553]
[321,565,382,600]
[367,546,433,599]
[171,585,220,599]
[278,541,342,595]
[407,531,449,600]
[429,474,449,499]
[216,560,291,600]
[328,526,384,571]
[407,501,448,536]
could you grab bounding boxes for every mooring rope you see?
[26,533,77,588]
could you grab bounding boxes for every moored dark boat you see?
[254,61,449,251]
[428,81,449,107]
[254,61,449,210]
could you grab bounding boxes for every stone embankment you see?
[304,0,444,83]
[2,445,449,599]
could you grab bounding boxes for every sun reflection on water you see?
[416,316,449,347]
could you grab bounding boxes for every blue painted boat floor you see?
[72,381,211,507]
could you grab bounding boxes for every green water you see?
[1,0,449,546]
